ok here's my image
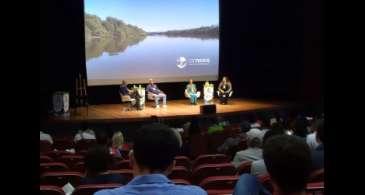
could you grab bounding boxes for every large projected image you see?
[85,0,219,86]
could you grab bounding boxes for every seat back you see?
[194,154,230,168]
[40,155,53,163]
[108,169,134,183]
[110,160,131,170]
[72,161,85,173]
[72,184,122,195]
[45,151,73,159]
[53,139,75,151]
[58,155,84,168]
[199,175,239,190]
[40,140,53,153]
[40,185,65,195]
[172,179,191,185]
[309,169,324,182]
[40,162,69,176]
[192,163,237,184]
[306,182,324,195]
[168,166,190,181]
[40,171,84,187]
[237,160,252,174]
[206,189,233,195]
[174,156,191,170]
[75,139,97,151]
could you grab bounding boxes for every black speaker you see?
[200,104,216,114]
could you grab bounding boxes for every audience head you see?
[263,135,311,194]
[84,145,112,176]
[96,131,109,146]
[262,123,285,145]
[149,79,154,84]
[292,116,309,138]
[112,131,124,149]
[131,123,180,175]
[240,120,251,133]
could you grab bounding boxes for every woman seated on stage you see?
[217,76,233,104]
[185,79,200,105]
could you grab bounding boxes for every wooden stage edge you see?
[48,98,297,124]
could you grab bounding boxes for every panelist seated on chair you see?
[146,79,167,108]
[185,79,200,105]
[119,80,142,109]
[217,76,233,104]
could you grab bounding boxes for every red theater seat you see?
[40,155,53,163]
[40,185,65,195]
[306,182,324,195]
[75,139,97,151]
[58,155,84,168]
[194,154,230,168]
[40,171,84,187]
[72,184,122,195]
[108,169,134,182]
[40,162,69,176]
[237,160,252,174]
[53,139,75,151]
[110,160,131,170]
[206,189,233,195]
[192,163,237,184]
[172,179,191,185]
[309,169,324,182]
[199,175,239,190]
[45,151,74,159]
[258,174,272,193]
[168,166,191,181]
[175,156,191,170]
[72,161,85,173]
[40,140,53,153]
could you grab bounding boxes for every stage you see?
[47,98,294,124]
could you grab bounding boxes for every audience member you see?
[233,134,312,195]
[232,132,262,168]
[95,123,207,195]
[40,131,53,144]
[81,145,128,185]
[311,119,324,170]
[74,122,96,143]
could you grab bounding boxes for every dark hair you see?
[240,120,251,133]
[262,124,285,145]
[133,123,180,172]
[316,120,324,144]
[292,116,309,138]
[188,117,201,136]
[263,135,311,193]
[96,131,109,146]
[84,145,112,175]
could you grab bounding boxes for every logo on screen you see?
[176,57,187,69]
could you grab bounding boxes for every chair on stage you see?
[121,86,145,110]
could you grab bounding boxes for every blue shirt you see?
[95,174,207,195]
[146,84,161,94]
[119,85,130,95]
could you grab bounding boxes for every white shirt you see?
[251,159,268,176]
[306,132,319,150]
[40,131,53,144]
[232,147,263,168]
[74,129,96,143]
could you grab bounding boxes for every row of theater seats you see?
[40,153,324,195]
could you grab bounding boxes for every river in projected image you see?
[86,35,219,84]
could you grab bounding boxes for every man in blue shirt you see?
[146,79,167,108]
[95,123,207,195]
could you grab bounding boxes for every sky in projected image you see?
[85,0,219,86]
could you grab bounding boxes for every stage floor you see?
[49,98,291,123]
